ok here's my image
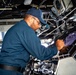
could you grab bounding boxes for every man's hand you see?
[56,39,65,51]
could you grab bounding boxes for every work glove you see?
[56,31,76,54]
[64,31,76,46]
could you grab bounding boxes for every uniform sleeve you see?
[22,29,58,60]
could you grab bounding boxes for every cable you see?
[37,28,50,37]
[2,0,11,5]
[39,0,47,8]
[2,0,6,4]
[44,20,65,37]
[0,0,12,15]
[62,7,76,20]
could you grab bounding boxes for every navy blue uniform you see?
[0,20,57,75]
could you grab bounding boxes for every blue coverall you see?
[0,20,57,75]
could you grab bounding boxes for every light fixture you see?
[24,0,32,5]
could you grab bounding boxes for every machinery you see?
[0,0,76,75]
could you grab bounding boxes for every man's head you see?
[26,7,47,25]
[24,7,47,30]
